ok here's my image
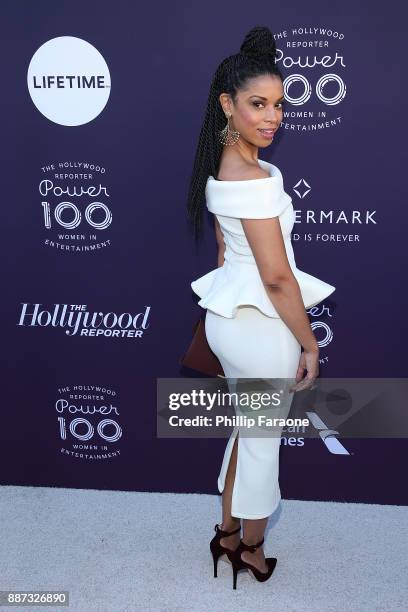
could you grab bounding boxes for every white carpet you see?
[0,486,406,611]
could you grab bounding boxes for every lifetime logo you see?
[32,75,108,89]
[27,36,111,126]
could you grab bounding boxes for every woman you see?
[187,26,335,589]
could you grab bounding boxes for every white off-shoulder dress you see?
[191,159,336,519]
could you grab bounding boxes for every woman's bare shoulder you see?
[217,159,269,182]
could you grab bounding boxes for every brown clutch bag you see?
[180,315,225,378]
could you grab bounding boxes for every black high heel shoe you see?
[230,537,277,589]
[209,522,241,578]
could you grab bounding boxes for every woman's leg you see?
[219,434,241,550]
[240,517,269,571]
[205,306,300,572]
[219,430,269,570]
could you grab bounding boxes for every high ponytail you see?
[186,25,283,244]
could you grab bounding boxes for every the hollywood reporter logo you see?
[17,303,151,337]
[57,398,122,445]
[307,303,334,349]
[276,28,346,106]
[275,25,346,132]
[40,177,112,232]
[57,385,122,461]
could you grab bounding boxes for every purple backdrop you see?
[1,0,407,505]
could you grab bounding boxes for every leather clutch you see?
[180,315,225,378]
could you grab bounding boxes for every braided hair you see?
[186,26,283,244]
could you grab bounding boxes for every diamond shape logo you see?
[293,178,311,199]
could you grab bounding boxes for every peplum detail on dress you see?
[191,159,335,319]
[191,261,335,318]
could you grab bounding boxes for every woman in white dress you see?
[187,26,335,589]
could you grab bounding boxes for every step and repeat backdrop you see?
[2,1,407,505]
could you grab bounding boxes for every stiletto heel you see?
[232,564,238,590]
[212,553,218,578]
[209,522,241,577]
[229,537,277,589]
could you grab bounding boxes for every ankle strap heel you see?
[214,522,241,537]
[231,537,277,590]
[239,537,264,553]
[210,522,241,578]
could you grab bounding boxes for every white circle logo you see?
[27,36,111,126]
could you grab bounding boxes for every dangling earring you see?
[218,112,240,146]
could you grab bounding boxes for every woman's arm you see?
[241,215,318,353]
[214,216,226,268]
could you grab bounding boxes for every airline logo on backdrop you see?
[275,26,346,132]
[17,303,151,338]
[27,36,111,126]
[306,411,350,455]
[57,384,123,462]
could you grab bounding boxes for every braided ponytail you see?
[186,25,283,244]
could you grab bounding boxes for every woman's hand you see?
[289,347,319,392]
